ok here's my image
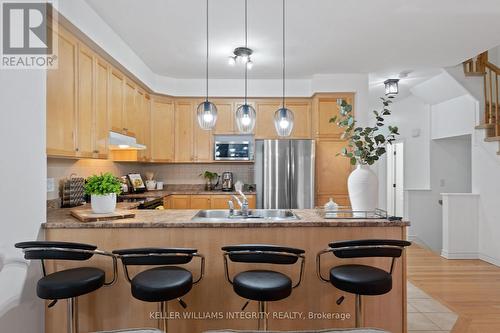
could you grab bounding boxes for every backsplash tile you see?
[47,158,254,200]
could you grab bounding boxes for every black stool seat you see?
[131,266,193,302]
[330,264,392,296]
[37,267,105,300]
[233,270,292,302]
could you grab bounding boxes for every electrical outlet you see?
[439,179,445,187]
[47,178,55,192]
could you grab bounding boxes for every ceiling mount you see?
[228,47,254,69]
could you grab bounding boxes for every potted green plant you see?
[330,98,399,211]
[199,171,219,191]
[85,173,122,214]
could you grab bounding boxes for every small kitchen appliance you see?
[214,135,254,161]
[221,172,234,191]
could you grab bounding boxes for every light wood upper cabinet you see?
[214,100,235,134]
[46,27,77,157]
[174,101,194,162]
[94,57,109,158]
[287,100,311,138]
[76,45,94,158]
[193,99,213,162]
[150,98,175,162]
[313,93,354,138]
[109,69,124,133]
[255,100,281,139]
[123,80,136,135]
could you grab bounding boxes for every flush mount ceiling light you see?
[228,47,254,69]
[274,0,294,137]
[384,78,400,98]
[196,0,217,130]
[235,0,256,133]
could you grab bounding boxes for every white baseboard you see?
[478,253,500,267]
[441,250,479,260]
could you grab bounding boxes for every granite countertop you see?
[120,184,256,199]
[44,207,410,229]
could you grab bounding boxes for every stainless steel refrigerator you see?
[255,139,315,209]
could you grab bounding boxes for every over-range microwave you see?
[214,135,254,161]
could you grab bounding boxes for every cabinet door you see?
[214,100,235,134]
[288,101,311,138]
[247,195,256,209]
[150,99,175,162]
[190,195,212,209]
[314,93,354,138]
[94,57,109,159]
[255,100,280,139]
[76,45,94,158]
[123,80,137,135]
[109,69,124,132]
[46,27,77,156]
[170,195,191,209]
[194,99,213,162]
[135,90,150,161]
[211,195,232,209]
[174,101,194,162]
[315,139,352,206]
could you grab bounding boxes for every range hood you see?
[109,131,146,150]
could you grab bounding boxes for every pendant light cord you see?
[205,0,209,102]
[282,0,285,109]
[244,0,248,105]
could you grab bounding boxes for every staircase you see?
[463,51,500,150]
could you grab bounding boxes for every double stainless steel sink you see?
[191,209,299,222]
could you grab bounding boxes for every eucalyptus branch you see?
[330,97,400,166]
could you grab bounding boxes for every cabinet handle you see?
[75,148,79,152]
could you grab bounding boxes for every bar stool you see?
[15,241,117,333]
[112,248,205,333]
[316,239,411,327]
[222,244,305,331]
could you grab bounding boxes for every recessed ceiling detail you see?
[85,0,500,79]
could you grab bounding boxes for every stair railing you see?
[463,51,499,136]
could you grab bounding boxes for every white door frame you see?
[386,141,405,217]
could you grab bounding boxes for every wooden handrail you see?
[463,51,500,136]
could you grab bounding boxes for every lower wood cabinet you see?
[163,194,256,210]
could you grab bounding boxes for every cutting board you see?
[70,209,136,222]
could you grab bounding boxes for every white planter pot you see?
[91,193,117,214]
[348,164,378,212]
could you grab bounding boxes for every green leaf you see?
[84,173,122,196]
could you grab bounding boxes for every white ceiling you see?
[85,0,500,79]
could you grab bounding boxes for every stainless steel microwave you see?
[214,135,254,161]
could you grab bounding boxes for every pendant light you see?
[274,0,294,137]
[235,0,256,133]
[197,0,217,130]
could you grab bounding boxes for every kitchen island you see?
[43,208,409,333]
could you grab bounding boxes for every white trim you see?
[478,253,500,267]
[441,250,479,260]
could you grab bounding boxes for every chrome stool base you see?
[257,301,268,331]
[67,297,78,333]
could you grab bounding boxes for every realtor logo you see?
[1,1,57,69]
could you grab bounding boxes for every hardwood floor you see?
[407,244,500,333]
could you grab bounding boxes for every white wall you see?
[431,95,475,139]
[0,70,46,332]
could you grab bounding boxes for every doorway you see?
[387,142,404,217]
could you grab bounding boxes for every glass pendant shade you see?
[274,107,294,137]
[235,104,256,133]
[197,101,218,130]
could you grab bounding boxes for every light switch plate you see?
[47,178,55,192]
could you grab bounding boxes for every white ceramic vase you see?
[348,164,378,212]
[91,193,117,214]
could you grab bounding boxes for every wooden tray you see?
[70,209,135,222]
